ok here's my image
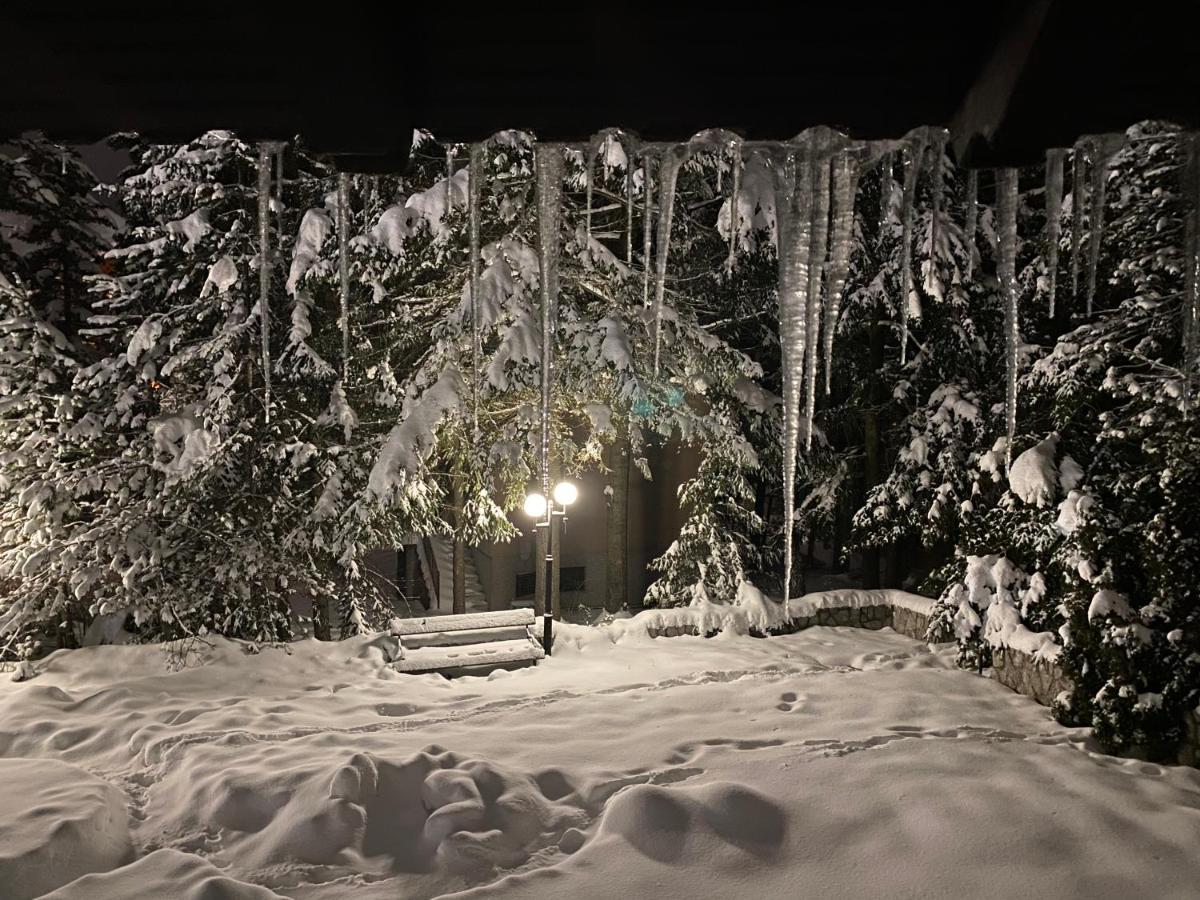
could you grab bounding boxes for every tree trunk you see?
[861,321,886,589]
[312,596,331,641]
[831,495,847,574]
[452,479,466,615]
[605,426,630,613]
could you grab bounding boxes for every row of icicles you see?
[251,125,1197,605]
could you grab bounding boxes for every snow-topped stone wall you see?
[990,647,1073,708]
[633,588,934,641]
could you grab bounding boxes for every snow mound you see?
[0,758,133,899]
[149,745,587,880]
[596,781,785,862]
[41,849,284,899]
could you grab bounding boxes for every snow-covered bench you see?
[389,609,545,676]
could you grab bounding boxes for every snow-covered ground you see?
[2,621,1199,899]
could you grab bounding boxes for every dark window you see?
[516,566,585,597]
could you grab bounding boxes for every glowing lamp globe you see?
[552,481,578,507]
[523,492,548,518]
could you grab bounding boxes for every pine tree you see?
[0,137,117,655]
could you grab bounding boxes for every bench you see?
[388,608,546,676]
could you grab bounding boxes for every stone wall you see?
[891,606,931,641]
[789,604,889,631]
[990,646,1073,708]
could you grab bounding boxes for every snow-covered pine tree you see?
[0,134,118,339]
[0,138,118,655]
[1,131,426,644]
[909,123,1198,758]
[644,408,764,607]
[829,141,988,588]
[1023,122,1200,758]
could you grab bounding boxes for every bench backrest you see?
[390,608,535,637]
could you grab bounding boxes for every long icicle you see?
[1086,137,1120,316]
[652,145,686,375]
[274,144,285,256]
[964,169,978,279]
[997,167,1020,471]
[804,145,832,449]
[257,143,273,421]
[337,172,351,382]
[468,142,484,444]
[727,140,742,274]
[1185,133,1200,396]
[776,146,814,606]
[536,145,564,511]
[642,150,655,310]
[1045,149,1065,319]
[879,151,894,231]
[823,147,862,395]
[584,138,596,245]
[899,135,926,364]
[445,144,456,217]
[1070,141,1088,305]
[928,131,946,292]
[625,141,635,265]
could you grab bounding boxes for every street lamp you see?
[524,480,577,655]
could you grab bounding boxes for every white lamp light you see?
[523,492,548,518]
[552,481,578,507]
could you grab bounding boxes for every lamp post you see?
[523,481,577,655]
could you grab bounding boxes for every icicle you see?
[257,144,273,421]
[775,147,814,605]
[928,131,946,285]
[445,144,456,216]
[468,142,485,443]
[804,145,833,449]
[1085,136,1121,316]
[584,138,596,244]
[879,151,894,230]
[1185,133,1200,393]
[642,151,655,309]
[652,145,686,375]
[1070,143,1087,304]
[964,169,978,279]
[274,144,286,255]
[536,146,565,502]
[274,146,285,196]
[625,143,635,265]
[996,168,1020,471]
[823,147,862,395]
[727,141,742,274]
[1044,149,1065,319]
[898,135,927,364]
[337,172,352,383]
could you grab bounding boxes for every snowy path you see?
[2,625,1199,899]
